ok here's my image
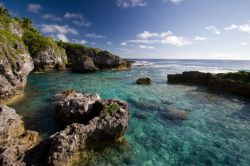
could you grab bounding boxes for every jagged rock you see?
[167,71,250,98]
[9,21,23,37]
[26,91,129,166]
[54,90,101,124]
[0,105,24,142]
[136,77,152,85]
[0,30,34,103]
[33,46,68,72]
[71,55,98,73]
[0,105,39,166]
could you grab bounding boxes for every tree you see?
[21,17,33,30]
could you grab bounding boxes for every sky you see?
[1,0,250,60]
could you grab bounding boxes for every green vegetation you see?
[102,103,119,116]
[217,71,250,83]
[22,30,63,58]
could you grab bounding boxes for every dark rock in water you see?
[161,107,189,121]
[167,71,250,98]
[136,77,152,85]
[71,55,98,73]
[57,41,133,73]
[133,112,148,120]
[26,91,130,166]
[0,105,39,166]
[54,90,101,124]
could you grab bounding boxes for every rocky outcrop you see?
[32,46,67,72]
[26,91,129,166]
[136,77,152,85]
[54,90,101,124]
[0,105,39,166]
[71,55,98,73]
[0,28,34,103]
[168,71,250,98]
[57,42,132,73]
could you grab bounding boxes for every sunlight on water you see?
[11,60,250,165]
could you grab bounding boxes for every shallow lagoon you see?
[11,60,250,166]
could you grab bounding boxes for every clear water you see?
[11,59,250,166]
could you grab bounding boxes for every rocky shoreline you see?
[0,90,130,166]
[168,71,250,98]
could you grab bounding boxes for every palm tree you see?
[22,17,33,29]
[0,6,10,17]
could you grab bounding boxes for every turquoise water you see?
[11,60,250,166]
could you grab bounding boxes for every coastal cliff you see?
[168,71,250,98]
[0,13,34,103]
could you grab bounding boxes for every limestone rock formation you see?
[136,77,152,85]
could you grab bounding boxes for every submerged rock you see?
[161,107,189,121]
[26,91,130,166]
[0,105,39,166]
[136,77,152,85]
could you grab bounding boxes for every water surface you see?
[11,59,250,166]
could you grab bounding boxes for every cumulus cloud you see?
[127,30,192,47]
[72,39,88,45]
[240,42,248,46]
[205,25,221,35]
[194,36,207,41]
[139,45,155,49]
[85,33,106,39]
[64,12,91,27]
[224,23,250,33]
[42,14,62,21]
[120,42,127,46]
[106,41,112,45]
[117,0,147,8]
[56,34,69,42]
[163,0,183,5]
[27,3,42,13]
[41,24,78,35]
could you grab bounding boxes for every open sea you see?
[11,59,250,166]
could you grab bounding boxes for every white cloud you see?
[205,25,221,35]
[137,31,159,39]
[27,3,42,13]
[41,24,78,35]
[56,34,69,42]
[240,42,248,46]
[225,23,250,33]
[120,42,127,46]
[163,0,183,5]
[139,45,155,49]
[64,12,91,27]
[72,39,88,45]
[85,33,106,39]
[106,41,112,45]
[127,30,192,47]
[194,36,207,41]
[117,0,147,8]
[42,14,62,21]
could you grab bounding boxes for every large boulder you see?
[0,105,39,166]
[54,90,101,124]
[26,91,129,166]
[136,77,152,85]
[71,55,98,73]
[0,29,34,103]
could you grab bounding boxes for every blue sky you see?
[1,0,250,60]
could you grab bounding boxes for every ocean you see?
[11,59,250,166]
